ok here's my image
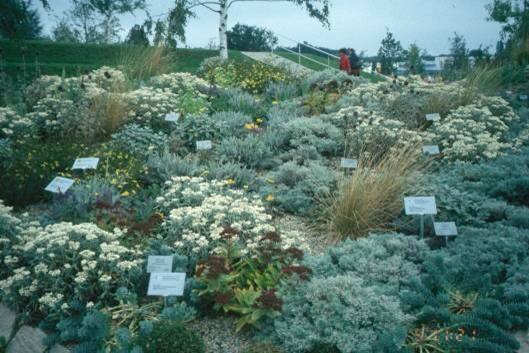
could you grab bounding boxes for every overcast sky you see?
[37,0,502,56]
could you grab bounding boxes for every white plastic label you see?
[196,140,212,150]
[147,256,173,273]
[45,177,75,194]
[72,157,99,170]
[422,145,440,155]
[164,112,180,122]
[434,222,458,236]
[147,272,186,297]
[404,196,437,215]
[340,158,358,169]
[425,113,441,122]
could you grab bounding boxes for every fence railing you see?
[273,33,339,71]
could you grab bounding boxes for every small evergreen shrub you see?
[136,321,205,353]
[146,151,204,183]
[261,161,337,215]
[111,124,168,158]
[272,275,411,353]
[243,342,285,353]
[217,135,272,169]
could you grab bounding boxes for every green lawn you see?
[275,51,386,82]
[0,40,245,77]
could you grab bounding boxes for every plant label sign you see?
[422,145,440,156]
[147,272,186,297]
[404,196,437,215]
[72,157,99,170]
[164,112,180,122]
[196,140,212,150]
[434,222,458,236]
[340,158,358,169]
[45,177,75,194]
[425,113,441,122]
[147,255,173,273]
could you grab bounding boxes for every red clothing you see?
[339,54,351,72]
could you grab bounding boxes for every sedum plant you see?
[195,229,309,332]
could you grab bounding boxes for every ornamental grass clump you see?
[322,144,424,239]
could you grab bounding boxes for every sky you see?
[37,0,503,56]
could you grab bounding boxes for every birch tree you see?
[176,0,331,59]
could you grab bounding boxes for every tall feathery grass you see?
[320,144,426,240]
[118,46,174,81]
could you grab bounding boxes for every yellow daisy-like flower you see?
[226,178,236,185]
[121,191,130,197]
[265,194,274,202]
[256,118,263,124]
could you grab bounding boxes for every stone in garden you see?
[147,272,186,297]
[422,145,440,155]
[196,140,212,150]
[0,304,16,340]
[6,326,70,353]
[425,113,441,122]
[434,222,458,236]
[340,158,358,169]
[164,112,180,122]
[6,326,47,353]
[44,177,74,194]
[404,196,437,215]
[71,157,99,170]
[147,255,173,273]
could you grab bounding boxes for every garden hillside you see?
[0,40,247,77]
[1,53,529,353]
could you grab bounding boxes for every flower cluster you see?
[428,104,513,161]
[0,107,33,140]
[157,177,307,258]
[0,222,144,319]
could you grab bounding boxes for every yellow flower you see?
[272,100,278,105]
[265,194,274,202]
[226,178,236,185]
[121,191,130,197]
[256,118,263,124]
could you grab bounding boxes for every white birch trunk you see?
[218,1,229,59]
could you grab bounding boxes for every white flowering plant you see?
[0,222,144,320]
[428,104,514,161]
[156,177,307,259]
[27,97,100,141]
[0,107,33,140]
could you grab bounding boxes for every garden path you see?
[241,51,313,75]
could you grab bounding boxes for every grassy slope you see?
[275,51,385,82]
[0,40,245,76]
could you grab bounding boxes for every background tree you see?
[170,0,331,59]
[447,32,469,71]
[0,0,42,39]
[125,24,150,46]
[72,0,148,44]
[227,23,277,51]
[51,17,81,43]
[487,0,529,63]
[165,0,195,48]
[153,19,166,46]
[377,30,404,75]
[406,43,425,74]
[71,1,104,43]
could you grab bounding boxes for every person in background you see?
[339,48,351,73]
[348,48,361,76]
